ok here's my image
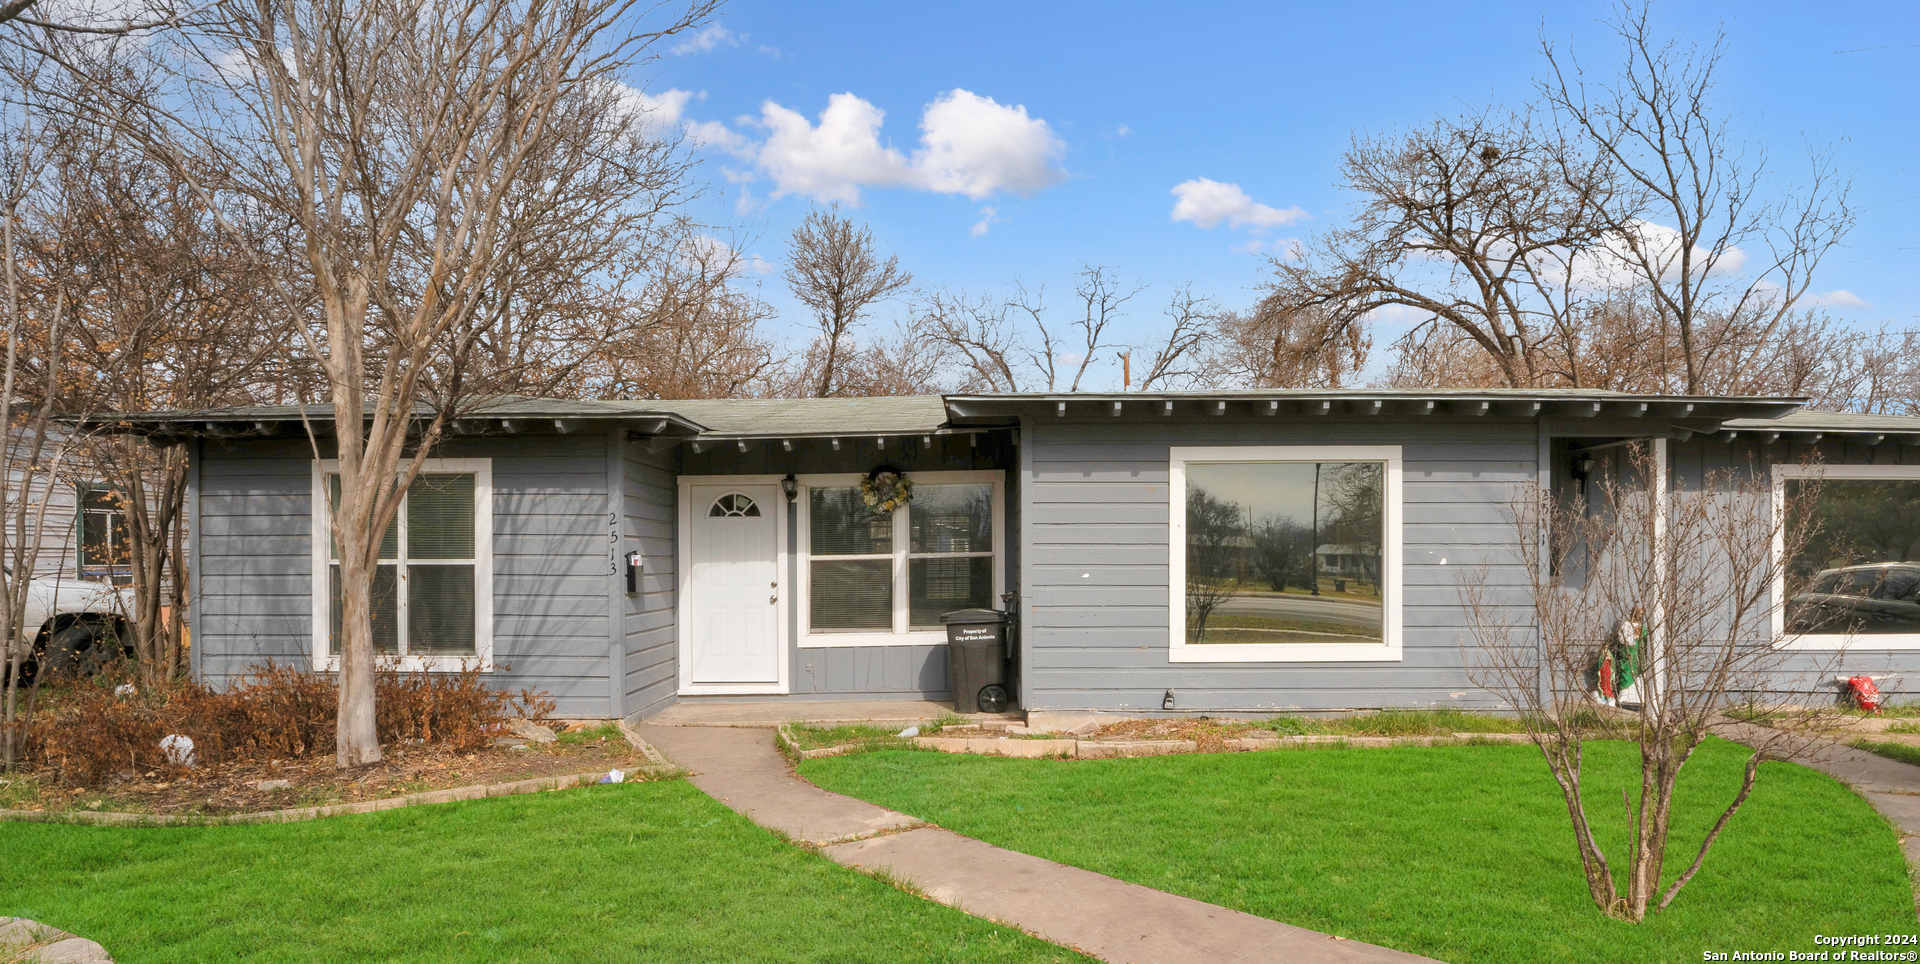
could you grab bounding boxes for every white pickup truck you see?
[9,570,135,683]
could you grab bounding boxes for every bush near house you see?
[24,663,552,783]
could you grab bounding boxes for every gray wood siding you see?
[196,438,312,681]
[623,441,679,721]
[192,435,618,718]
[792,645,951,700]
[1020,419,1540,712]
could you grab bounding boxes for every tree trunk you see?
[333,508,381,766]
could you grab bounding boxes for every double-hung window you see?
[312,459,493,670]
[801,471,1002,645]
[1169,445,1402,662]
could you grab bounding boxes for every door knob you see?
[769,593,778,604]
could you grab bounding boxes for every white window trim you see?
[674,475,792,696]
[1168,445,1403,663]
[798,470,1004,648]
[311,459,494,672]
[1772,462,1920,650]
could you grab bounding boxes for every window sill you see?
[1776,635,1920,652]
[799,631,950,649]
[1169,641,1401,663]
[315,656,494,673]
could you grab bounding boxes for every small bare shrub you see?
[28,662,554,783]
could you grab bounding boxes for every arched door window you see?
[708,493,761,518]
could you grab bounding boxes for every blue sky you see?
[644,0,1917,389]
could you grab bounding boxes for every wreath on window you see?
[860,464,913,514]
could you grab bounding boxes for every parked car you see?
[1787,562,1920,636]
[2,569,134,685]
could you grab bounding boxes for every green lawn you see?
[1,780,1091,964]
[801,740,1913,963]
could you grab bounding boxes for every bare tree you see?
[916,288,1024,392]
[1008,264,1142,392]
[1540,3,1855,396]
[1131,284,1219,391]
[784,206,911,398]
[57,0,720,767]
[0,0,193,36]
[24,115,280,688]
[831,316,953,397]
[1264,107,1621,388]
[575,234,780,400]
[1460,443,1836,921]
[1205,297,1371,390]
[0,93,79,767]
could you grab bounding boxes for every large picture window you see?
[1169,446,1402,662]
[1776,464,1920,648]
[312,460,493,669]
[801,472,1002,645]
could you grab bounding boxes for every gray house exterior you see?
[97,390,1920,721]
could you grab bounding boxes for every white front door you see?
[686,483,783,688]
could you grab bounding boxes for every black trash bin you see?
[943,608,1009,713]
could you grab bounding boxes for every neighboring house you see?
[6,426,132,583]
[85,391,1920,720]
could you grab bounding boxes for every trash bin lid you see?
[941,608,1004,624]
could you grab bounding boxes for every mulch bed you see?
[2,726,649,817]
[1085,718,1259,752]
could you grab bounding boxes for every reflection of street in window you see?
[1785,478,1920,637]
[1185,461,1384,644]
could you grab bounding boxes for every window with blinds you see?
[326,471,480,657]
[803,476,999,639]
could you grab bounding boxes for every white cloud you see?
[619,85,695,127]
[1115,124,1132,137]
[1362,304,1433,327]
[971,207,999,239]
[1808,289,1871,309]
[757,45,782,58]
[1170,178,1307,230]
[687,118,753,157]
[914,90,1066,199]
[690,89,1066,204]
[753,93,918,203]
[672,24,737,56]
[1564,219,1749,290]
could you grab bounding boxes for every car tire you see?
[44,624,113,679]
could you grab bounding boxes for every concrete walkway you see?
[637,724,1438,964]
[646,699,1017,728]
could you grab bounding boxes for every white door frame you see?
[677,474,790,695]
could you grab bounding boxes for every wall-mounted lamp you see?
[781,473,798,501]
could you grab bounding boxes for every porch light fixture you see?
[781,474,798,501]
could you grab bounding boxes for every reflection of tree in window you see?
[1185,486,1243,642]
[1320,462,1383,590]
